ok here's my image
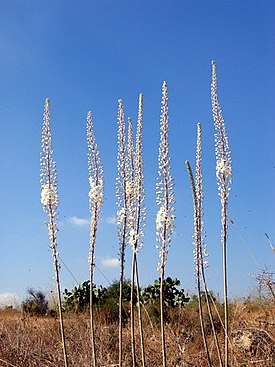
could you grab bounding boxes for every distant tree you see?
[22,288,48,316]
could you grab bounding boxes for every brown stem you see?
[199,249,223,367]
[197,263,212,366]
[119,214,127,367]
[160,264,166,367]
[135,258,146,367]
[221,185,229,367]
[130,250,137,367]
[185,160,211,367]
[49,215,69,367]
[90,262,97,367]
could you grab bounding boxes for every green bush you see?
[63,277,189,324]
[64,281,106,312]
[99,279,135,323]
[187,291,217,309]
[140,277,190,307]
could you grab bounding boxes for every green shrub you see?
[100,279,134,323]
[63,281,106,312]
[187,291,217,309]
[140,277,189,307]
[63,279,134,320]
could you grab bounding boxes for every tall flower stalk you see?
[211,60,232,367]
[87,111,104,367]
[185,123,211,367]
[156,82,175,367]
[128,94,146,367]
[116,99,128,367]
[134,94,146,367]
[186,123,223,367]
[40,98,68,367]
[126,117,137,367]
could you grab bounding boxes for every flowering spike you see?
[211,61,232,194]
[156,81,176,272]
[134,93,146,250]
[40,98,59,218]
[126,117,136,246]
[87,111,104,266]
[40,99,59,255]
[195,122,208,268]
[116,99,127,231]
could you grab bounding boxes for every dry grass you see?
[0,300,274,367]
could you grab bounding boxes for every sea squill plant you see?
[185,123,211,367]
[156,82,175,367]
[128,94,146,367]
[87,111,104,367]
[126,116,138,367]
[40,98,68,367]
[186,123,223,367]
[211,60,232,367]
[116,99,128,367]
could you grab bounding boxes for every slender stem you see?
[160,264,166,367]
[48,197,68,367]
[49,214,68,367]
[199,250,223,367]
[90,263,97,367]
[197,266,212,366]
[119,221,127,367]
[119,258,125,367]
[135,259,146,367]
[222,185,228,367]
[208,292,239,367]
[185,161,211,367]
[131,195,144,366]
[142,294,155,336]
[89,200,98,367]
[54,258,68,367]
[130,251,137,367]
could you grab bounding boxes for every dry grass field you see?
[0,298,274,367]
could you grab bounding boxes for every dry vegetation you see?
[0,298,274,367]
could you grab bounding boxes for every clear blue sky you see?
[0,1,274,304]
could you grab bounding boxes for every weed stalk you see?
[87,111,104,367]
[211,60,232,367]
[40,98,69,367]
[116,100,128,367]
[156,82,175,367]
